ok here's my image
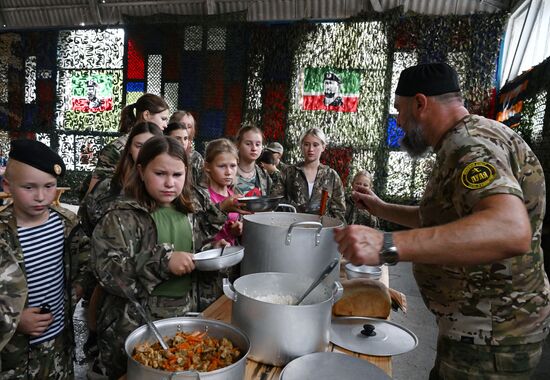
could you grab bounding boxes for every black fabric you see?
[9,139,66,177]
[395,62,460,97]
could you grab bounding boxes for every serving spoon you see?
[294,258,339,305]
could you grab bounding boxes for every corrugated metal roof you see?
[0,0,519,30]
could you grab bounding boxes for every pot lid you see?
[279,352,391,380]
[330,316,418,356]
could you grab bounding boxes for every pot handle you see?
[169,370,200,379]
[276,203,297,213]
[222,277,237,302]
[285,221,323,246]
[332,281,344,304]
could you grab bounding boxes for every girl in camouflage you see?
[203,138,242,246]
[164,121,190,152]
[344,170,379,228]
[90,136,201,378]
[234,125,272,196]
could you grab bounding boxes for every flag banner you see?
[70,73,114,113]
[301,67,362,112]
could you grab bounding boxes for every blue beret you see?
[395,63,460,97]
[9,139,66,177]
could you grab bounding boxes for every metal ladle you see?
[294,258,339,305]
[109,274,170,352]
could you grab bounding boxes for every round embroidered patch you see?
[461,162,497,189]
[54,164,62,175]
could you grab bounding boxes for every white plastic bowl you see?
[345,263,382,280]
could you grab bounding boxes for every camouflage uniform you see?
[234,164,273,196]
[0,241,26,352]
[415,115,550,378]
[190,149,205,185]
[91,194,227,379]
[344,192,379,228]
[272,163,346,222]
[78,178,125,239]
[0,205,92,379]
[91,134,128,182]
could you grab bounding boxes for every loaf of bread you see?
[332,278,392,319]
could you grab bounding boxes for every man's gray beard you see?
[400,123,431,158]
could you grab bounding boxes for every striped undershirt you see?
[19,211,66,345]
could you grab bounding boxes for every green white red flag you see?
[301,67,362,112]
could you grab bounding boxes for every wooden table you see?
[53,187,71,206]
[201,265,392,379]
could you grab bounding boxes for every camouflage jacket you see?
[0,205,92,374]
[271,163,346,222]
[344,193,379,228]
[91,196,227,377]
[415,114,550,345]
[91,134,127,181]
[190,149,205,186]
[78,177,124,237]
[234,164,273,196]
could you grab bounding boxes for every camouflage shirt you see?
[0,204,92,378]
[415,114,550,345]
[272,163,346,222]
[91,134,127,181]
[190,149,205,186]
[234,164,273,196]
[344,193,379,228]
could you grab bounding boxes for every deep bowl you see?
[193,246,244,271]
[345,263,382,280]
[238,195,284,212]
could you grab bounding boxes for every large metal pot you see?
[241,212,343,284]
[125,317,250,379]
[223,272,343,366]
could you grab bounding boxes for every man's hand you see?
[168,252,196,275]
[334,225,384,266]
[16,307,53,337]
[352,185,384,215]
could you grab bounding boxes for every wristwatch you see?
[380,232,399,266]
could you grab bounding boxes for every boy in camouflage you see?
[0,139,92,379]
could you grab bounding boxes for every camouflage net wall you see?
[0,9,507,205]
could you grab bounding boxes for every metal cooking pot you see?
[241,212,343,284]
[125,317,250,379]
[223,272,343,366]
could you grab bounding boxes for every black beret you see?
[395,63,460,97]
[324,72,341,83]
[9,139,66,177]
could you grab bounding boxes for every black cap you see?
[9,139,66,177]
[324,72,341,83]
[395,63,460,97]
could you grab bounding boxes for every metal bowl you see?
[345,263,382,280]
[193,246,244,271]
[238,195,284,212]
[125,317,250,379]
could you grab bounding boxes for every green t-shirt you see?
[150,206,194,297]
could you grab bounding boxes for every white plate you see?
[193,246,244,271]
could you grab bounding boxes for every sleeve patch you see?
[460,162,497,189]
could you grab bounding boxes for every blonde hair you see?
[352,170,374,188]
[300,127,327,146]
[204,138,239,164]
